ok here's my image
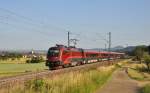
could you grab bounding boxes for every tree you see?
[143,53,150,72]
[134,46,146,63]
[26,56,44,63]
[148,45,150,55]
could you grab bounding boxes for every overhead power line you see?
[95,32,109,43]
[0,7,112,48]
[0,7,47,27]
[0,7,67,32]
[0,7,70,44]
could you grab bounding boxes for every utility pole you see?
[105,44,107,51]
[67,31,79,47]
[68,31,70,47]
[96,32,111,59]
[108,32,111,60]
[108,32,111,52]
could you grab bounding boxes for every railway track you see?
[0,60,120,89]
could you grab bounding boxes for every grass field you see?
[0,58,28,63]
[2,65,116,93]
[0,62,47,77]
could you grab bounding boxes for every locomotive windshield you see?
[47,49,60,57]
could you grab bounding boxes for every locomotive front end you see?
[46,47,62,69]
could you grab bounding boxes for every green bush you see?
[142,84,150,93]
[26,60,30,63]
[143,53,150,72]
[26,57,44,63]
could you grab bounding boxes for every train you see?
[46,44,125,69]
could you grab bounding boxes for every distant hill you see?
[121,46,136,52]
[111,46,124,51]
[111,46,136,52]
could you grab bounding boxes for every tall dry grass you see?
[1,66,116,93]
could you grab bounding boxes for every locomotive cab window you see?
[47,49,60,57]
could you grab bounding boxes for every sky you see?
[0,0,149,50]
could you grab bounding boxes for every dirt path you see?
[96,68,140,93]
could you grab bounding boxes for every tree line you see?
[0,52,23,60]
[0,52,45,63]
[133,45,150,72]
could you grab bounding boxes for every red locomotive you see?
[46,44,125,69]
